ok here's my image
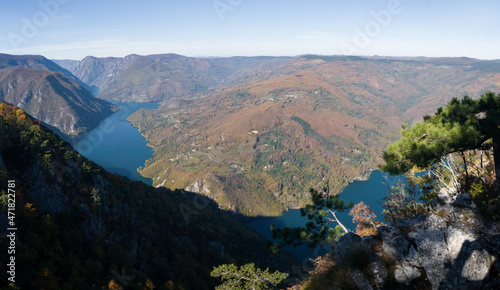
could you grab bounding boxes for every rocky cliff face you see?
[0,53,94,93]
[333,194,500,289]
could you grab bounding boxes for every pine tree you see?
[270,186,353,250]
[211,263,288,290]
[381,92,500,194]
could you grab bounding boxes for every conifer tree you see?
[270,186,353,250]
[211,263,288,290]
[381,92,500,194]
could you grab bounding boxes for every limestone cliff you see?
[331,193,500,289]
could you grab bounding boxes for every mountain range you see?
[0,54,94,92]
[0,54,117,135]
[6,52,500,216]
[2,51,500,288]
[54,54,292,102]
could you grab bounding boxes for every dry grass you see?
[300,254,358,290]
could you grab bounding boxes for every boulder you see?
[332,200,500,289]
[453,193,476,209]
[394,263,421,285]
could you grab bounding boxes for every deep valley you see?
[2,52,500,289]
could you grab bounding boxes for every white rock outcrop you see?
[334,194,500,289]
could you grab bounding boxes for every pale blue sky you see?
[0,0,499,60]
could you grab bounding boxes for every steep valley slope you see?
[0,54,117,135]
[0,53,95,94]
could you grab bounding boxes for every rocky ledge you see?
[333,193,500,290]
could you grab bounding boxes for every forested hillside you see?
[0,102,295,289]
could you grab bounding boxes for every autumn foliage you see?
[349,202,381,237]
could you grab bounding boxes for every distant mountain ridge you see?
[0,54,117,135]
[54,54,293,102]
[0,53,95,94]
[55,53,500,104]
[52,53,500,215]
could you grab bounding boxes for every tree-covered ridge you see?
[0,54,117,135]
[128,70,398,216]
[0,102,295,289]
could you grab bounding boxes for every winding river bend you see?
[72,101,159,185]
[71,101,400,260]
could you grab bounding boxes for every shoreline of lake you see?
[71,101,160,185]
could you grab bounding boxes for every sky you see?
[0,0,499,60]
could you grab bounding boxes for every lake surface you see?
[246,170,402,261]
[72,101,159,185]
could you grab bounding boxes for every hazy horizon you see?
[44,53,498,63]
[1,0,499,60]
